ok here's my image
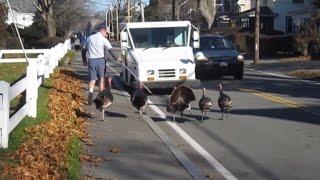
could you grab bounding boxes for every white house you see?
[256,0,314,33]
[216,0,252,27]
[236,0,252,12]
[5,7,34,29]
[216,0,252,15]
[236,0,315,34]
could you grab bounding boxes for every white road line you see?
[246,68,320,85]
[148,101,238,180]
[106,64,204,180]
[107,63,238,180]
[108,62,237,180]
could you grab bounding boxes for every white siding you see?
[250,0,313,33]
[237,0,252,12]
[271,0,313,32]
[5,10,34,29]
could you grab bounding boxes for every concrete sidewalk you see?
[69,52,193,179]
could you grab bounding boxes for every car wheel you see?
[234,71,243,80]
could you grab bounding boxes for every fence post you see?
[48,47,55,74]
[37,54,46,79]
[26,61,38,118]
[0,81,10,148]
[43,52,50,78]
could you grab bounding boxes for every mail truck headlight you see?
[147,70,154,75]
[179,68,186,74]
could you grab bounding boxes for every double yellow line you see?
[227,82,320,117]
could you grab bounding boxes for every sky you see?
[91,0,150,12]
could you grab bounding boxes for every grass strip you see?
[67,136,83,180]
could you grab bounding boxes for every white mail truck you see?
[120,21,200,88]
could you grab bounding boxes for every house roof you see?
[235,6,277,18]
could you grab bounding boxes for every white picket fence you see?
[0,39,71,148]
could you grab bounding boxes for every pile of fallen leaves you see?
[1,69,89,179]
[288,69,320,81]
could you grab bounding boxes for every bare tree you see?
[294,23,311,58]
[145,0,172,21]
[31,0,56,37]
[198,0,216,29]
[54,0,89,37]
[3,0,36,12]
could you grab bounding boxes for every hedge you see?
[228,33,298,58]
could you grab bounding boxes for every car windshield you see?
[200,36,234,50]
[129,27,188,48]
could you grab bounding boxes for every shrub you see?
[59,51,76,66]
[229,32,296,58]
[31,37,64,48]
[202,27,242,36]
[0,37,22,49]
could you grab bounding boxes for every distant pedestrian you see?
[70,33,77,51]
[79,32,88,65]
[84,25,122,105]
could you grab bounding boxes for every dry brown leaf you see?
[1,69,90,178]
[109,147,120,153]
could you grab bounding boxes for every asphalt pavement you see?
[69,47,320,180]
[69,52,221,179]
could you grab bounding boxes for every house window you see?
[293,0,304,3]
[263,0,268,5]
[286,16,293,33]
[217,5,223,13]
[224,0,230,12]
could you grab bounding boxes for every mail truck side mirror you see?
[120,31,129,48]
[193,31,200,49]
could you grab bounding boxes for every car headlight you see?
[195,52,208,61]
[237,54,244,61]
[147,70,154,75]
[179,68,186,74]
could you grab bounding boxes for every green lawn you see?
[0,59,82,178]
[0,63,27,84]
[0,78,51,154]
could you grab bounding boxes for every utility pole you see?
[110,7,114,41]
[140,0,145,22]
[106,7,108,29]
[254,0,260,64]
[172,0,175,21]
[127,0,130,22]
[116,0,119,41]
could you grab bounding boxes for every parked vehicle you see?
[120,21,200,88]
[194,34,244,80]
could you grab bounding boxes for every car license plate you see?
[219,62,228,67]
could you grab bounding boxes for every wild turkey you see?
[218,83,232,120]
[93,84,113,120]
[131,82,148,115]
[166,85,196,122]
[199,87,213,123]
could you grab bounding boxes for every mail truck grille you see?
[158,69,175,78]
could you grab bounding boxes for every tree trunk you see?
[199,0,216,30]
[172,0,176,20]
[46,6,56,37]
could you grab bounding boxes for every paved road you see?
[106,48,320,180]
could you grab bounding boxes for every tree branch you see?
[30,0,43,13]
